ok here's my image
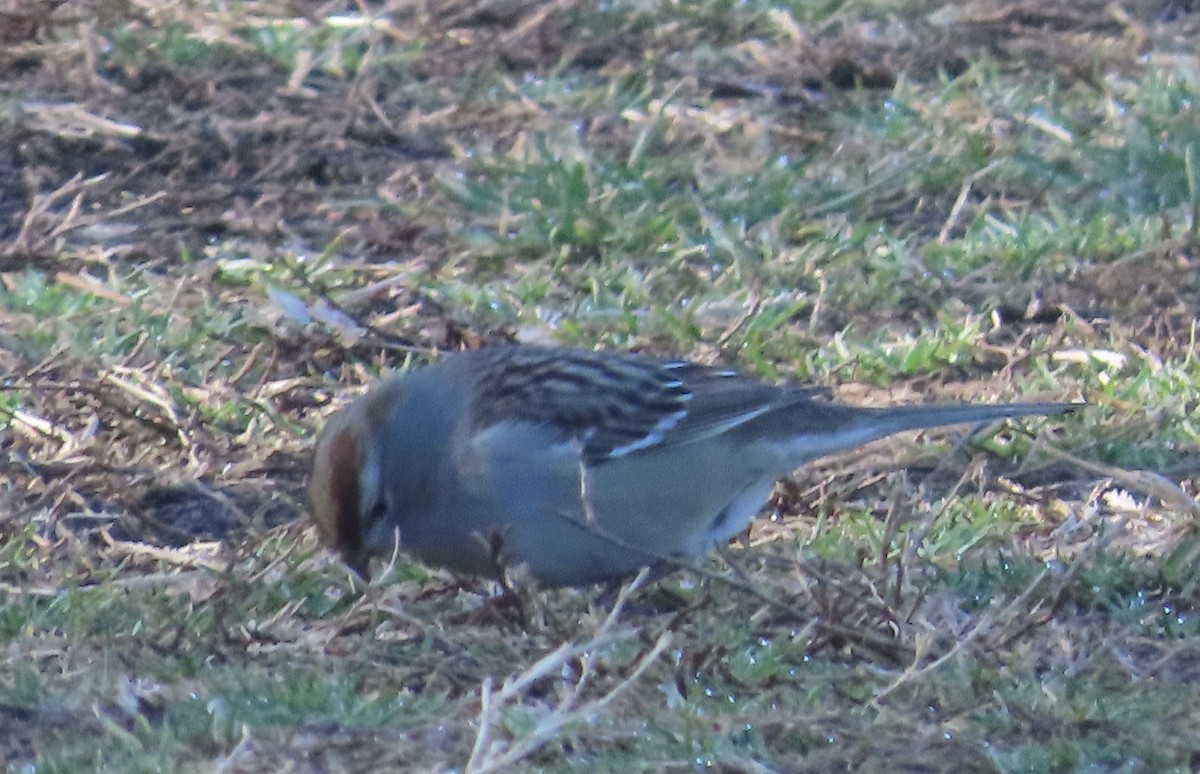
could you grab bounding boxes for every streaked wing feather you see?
[467,348,808,463]
[469,348,690,463]
[461,347,1073,467]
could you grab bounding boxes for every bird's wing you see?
[467,347,822,464]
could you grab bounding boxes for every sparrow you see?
[308,346,1076,587]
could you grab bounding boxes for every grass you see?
[2,0,1199,771]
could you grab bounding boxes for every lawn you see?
[2,0,1199,771]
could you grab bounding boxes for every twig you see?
[285,261,433,355]
[466,570,670,774]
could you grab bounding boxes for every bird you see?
[308,345,1077,587]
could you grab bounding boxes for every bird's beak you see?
[344,547,371,581]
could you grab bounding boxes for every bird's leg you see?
[592,561,692,615]
[714,543,758,587]
[479,527,533,629]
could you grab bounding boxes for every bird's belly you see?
[395,433,780,586]
[397,498,661,587]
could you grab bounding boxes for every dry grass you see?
[2,0,1200,770]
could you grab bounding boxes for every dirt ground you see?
[2,0,1197,541]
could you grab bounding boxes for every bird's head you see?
[308,400,380,578]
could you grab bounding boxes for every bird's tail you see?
[860,401,1079,438]
[776,400,1080,466]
